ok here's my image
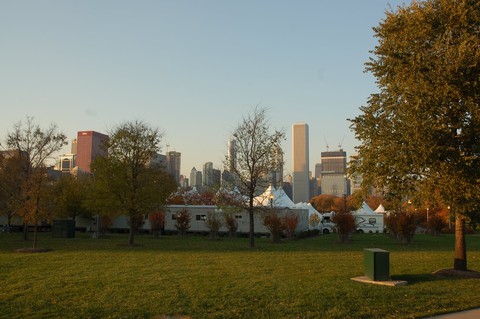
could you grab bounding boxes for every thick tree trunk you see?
[454,215,467,271]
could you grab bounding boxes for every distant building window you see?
[235,214,242,219]
[196,215,206,221]
[171,214,176,220]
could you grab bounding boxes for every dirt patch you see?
[432,269,480,279]
[15,248,53,253]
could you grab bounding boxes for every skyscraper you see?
[320,150,348,196]
[190,167,202,188]
[76,131,108,173]
[227,138,236,172]
[202,162,213,187]
[292,123,309,203]
[166,151,181,183]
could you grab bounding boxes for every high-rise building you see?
[148,153,167,169]
[76,131,108,173]
[292,123,309,203]
[58,154,76,173]
[227,138,236,172]
[202,162,214,187]
[320,150,348,196]
[71,139,77,155]
[166,151,181,183]
[190,167,202,188]
[270,143,284,189]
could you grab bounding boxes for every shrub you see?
[149,211,166,238]
[332,212,356,243]
[296,229,320,239]
[99,215,113,236]
[385,212,417,244]
[262,211,284,243]
[174,209,191,236]
[283,212,299,239]
[205,212,223,240]
[427,214,447,236]
[223,213,238,238]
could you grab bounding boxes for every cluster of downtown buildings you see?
[56,124,358,203]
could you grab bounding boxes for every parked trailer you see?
[319,212,336,234]
[110,205,310,236]
[354,213,384,233]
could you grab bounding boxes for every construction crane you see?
[338,135,345,151]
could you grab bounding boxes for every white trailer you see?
[319,212,336,234]
[354,213,384,233]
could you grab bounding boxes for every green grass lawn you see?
[0,232,479,319]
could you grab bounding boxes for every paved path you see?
[426,308,480,319]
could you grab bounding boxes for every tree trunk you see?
[33,223,38,250]
[128,223,135,246]
[454,215,467,271]
[23,223,28,241]
[249,209,254,248]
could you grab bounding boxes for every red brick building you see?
[75,131,108,173]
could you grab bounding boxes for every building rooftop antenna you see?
[324,135,330,151]
[338,135,345,151]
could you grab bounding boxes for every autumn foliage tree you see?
[90,121,176,246]
[149,211,166,238]
[205,212,223,240]
[2,117,67,248]
[283,212,299,239]
[262,211,283,243]
[332,212,356,243]
[349,0,480,271]
[385,213,418,245]
[223,213,238,238]
[174,209,191,236]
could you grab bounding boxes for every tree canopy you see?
[350,0,480,270]
[90,121,177,245]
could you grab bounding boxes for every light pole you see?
[269,193,274,209]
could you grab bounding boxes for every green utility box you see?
[52,220,75,238]
[364,248,390,281]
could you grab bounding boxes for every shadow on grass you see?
[391,273,440,284]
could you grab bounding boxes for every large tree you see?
[90,121,176,246]
[350,0,480,271]
[221,107,285,248]
[2,117,67,247]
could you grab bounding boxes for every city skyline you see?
[0,0,406,177]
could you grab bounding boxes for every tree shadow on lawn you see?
[393,269,480,284]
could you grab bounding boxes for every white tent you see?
[374,204,386,214]
[353,201,376,215]
[254,185,296,208]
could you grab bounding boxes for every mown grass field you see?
[0,232,479,319]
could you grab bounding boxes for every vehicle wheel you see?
[357,229,364,234]
[323,229,330,234]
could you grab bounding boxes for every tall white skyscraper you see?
[292,123,309,203]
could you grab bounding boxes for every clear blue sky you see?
[0,0,406,177]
